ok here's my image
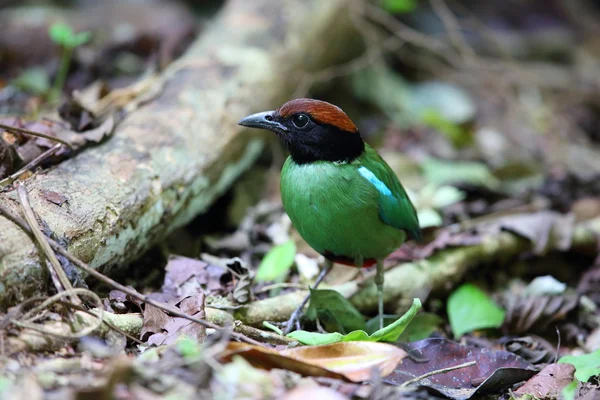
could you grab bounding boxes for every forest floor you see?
[0,0,599,399]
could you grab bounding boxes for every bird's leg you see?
[375,259,385,330]
[283,259,333,335]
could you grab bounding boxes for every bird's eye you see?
[292,114,309,128]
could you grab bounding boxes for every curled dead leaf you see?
[220,341,407,383]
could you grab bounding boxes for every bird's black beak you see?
[238,111,288,133]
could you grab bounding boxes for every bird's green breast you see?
[280,144,418,265]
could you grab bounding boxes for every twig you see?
[400,361,476,387]
[58,301,145,345]
[429,0,475,61]
[10,288,103,340]
[0,203,266,347]
[361,2,462,68]
[233,321,298,346]
[0,123,72,149]
[254,282,307,294]
[17,182,80,305]
[0,143,63,189]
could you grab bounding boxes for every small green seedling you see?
[47,22,91,102]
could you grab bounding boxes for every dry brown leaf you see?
[282,342,407,382]
[221,341,407,383]
[140,304,169,340]
[514,363,575,399]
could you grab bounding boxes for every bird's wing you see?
[359,145,422,241]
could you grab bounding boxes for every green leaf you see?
[287,331,344,346]
[12,68,50,95]
[369,298,422,342]
[561,380,578,400]
[421,109,472,148]
[48,22,90,48]
[417,208,443,228]
[176,336,202,360]
[306,289,366,334]
[255,240,296,282]
[430,186,467,209]
[381,0,418,13]
[398,312,443,342]
[559,350,600,382]
[262,321,283,336]
[422,158,500,189]
[71,31,91,47]
[289,298,422,345]
[447,284,505,338]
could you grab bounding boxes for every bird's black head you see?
[238,98,365,164]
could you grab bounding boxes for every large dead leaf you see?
[503,293,578,334]
[477,211,574,255]
[142,293,206,346]
[220,341,407,383]
[162,255,229,300]
[384,338,537,399]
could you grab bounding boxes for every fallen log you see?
[235,217,600,326]
[0,0,357,306]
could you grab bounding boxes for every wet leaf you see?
[290,298,421,345]
[559,350,600,382]
[515,363,575,398]
[384,337,537,399]
[221,341,407,382]
[305,289,366,334]
[255,240,296,282]
[447,284,505,338]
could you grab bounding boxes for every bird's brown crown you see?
[277,98,358,134]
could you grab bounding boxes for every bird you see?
[238,98,421,334]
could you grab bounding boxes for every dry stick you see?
[11,288,103,340]
[17,183,81,306]
[0,143,63,188]
[361,2,462,68]
[400,361,477,387]
[57,301,145,345]
[0,203,266,347]
[0,123,72,149]
[429,0,476,60]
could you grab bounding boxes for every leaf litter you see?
[2,0,600,399]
